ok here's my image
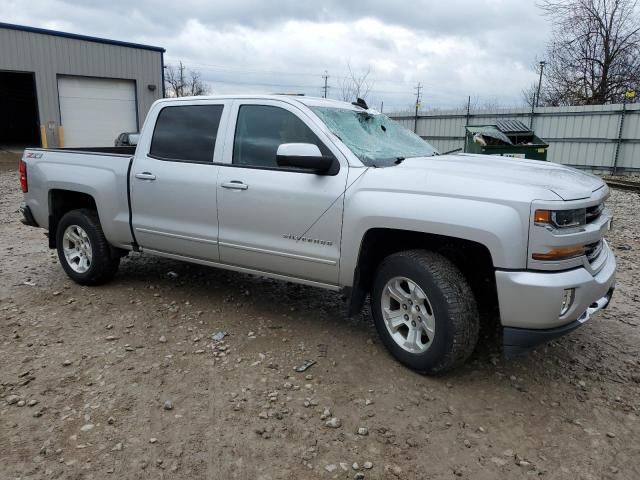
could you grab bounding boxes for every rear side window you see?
[150,105,223,162]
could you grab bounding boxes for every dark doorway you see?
[0,71,40,147]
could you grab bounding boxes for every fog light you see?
[560,288,575,316]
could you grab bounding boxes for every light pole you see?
[535,60,546,108]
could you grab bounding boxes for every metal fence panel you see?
[391,103,640,172]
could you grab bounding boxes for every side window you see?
[150,105,223,163]
[233,105,331,168]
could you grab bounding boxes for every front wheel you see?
[371,250,479,374]
[56,209,120,285]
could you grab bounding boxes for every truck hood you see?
[396,154,604,201]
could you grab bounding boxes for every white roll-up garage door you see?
[58,76,137,147]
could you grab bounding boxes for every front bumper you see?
[496,242,616,354]
[503,287,613,357]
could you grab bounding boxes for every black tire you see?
[56,209,120,285]
[371,249,479,374]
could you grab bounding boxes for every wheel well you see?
[48,190,97,248]
[349,228,499,321]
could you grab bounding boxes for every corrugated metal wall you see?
[0,26,163,147]
[391,104,640,172]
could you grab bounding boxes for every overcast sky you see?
[2,0,552,111]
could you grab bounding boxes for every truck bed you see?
[22,147,135,249]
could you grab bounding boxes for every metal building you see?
[0,22,165,148]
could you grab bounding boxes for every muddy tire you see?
[371,249,479,374]
[56,209,120,285]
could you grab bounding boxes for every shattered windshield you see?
[311,107,438,167]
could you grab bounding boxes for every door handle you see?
[135,172,156,180]
[221,181,248,190]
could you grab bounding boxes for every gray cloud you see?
[2,0,551,110]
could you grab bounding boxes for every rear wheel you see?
[371,250,479,374]
[56,209,120,285]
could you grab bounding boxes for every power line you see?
[204,77,412,95]
[171,59,420,95]
[183,60,430,92]
[186,60,354,80]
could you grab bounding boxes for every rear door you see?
[216,99,348,285]
[130,100,229,260]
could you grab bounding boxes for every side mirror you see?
[276,143,337,174]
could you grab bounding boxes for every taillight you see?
[19,159,28,192]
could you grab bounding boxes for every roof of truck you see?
[155,94,362,110]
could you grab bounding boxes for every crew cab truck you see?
[19,95,616,373]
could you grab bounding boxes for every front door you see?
[130,101,228,260]
[217,100,348,285]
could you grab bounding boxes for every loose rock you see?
[325,417,342,428]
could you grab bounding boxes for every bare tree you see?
[340,63,374,102]
[538,0,640,105]
[521,83,538,107]
[164,61,209,97]
[522,80,566,107]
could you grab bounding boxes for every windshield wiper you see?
[395,157,406,165]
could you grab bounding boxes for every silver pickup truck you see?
[19,95,616,373]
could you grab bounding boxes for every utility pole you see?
[322,70,329,98]
[414,82,422,133]
[535,60,546,108]
[464,95,471,152]
[465,95,471,126]
[530,60,546,128]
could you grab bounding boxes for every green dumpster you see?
[464,120,549,160]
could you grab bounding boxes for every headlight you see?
[534,208,586,228]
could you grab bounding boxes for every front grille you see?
[585,240,603,263]
[586,203,604,224]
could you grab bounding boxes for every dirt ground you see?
[1,151,639,480]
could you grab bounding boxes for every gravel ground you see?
[1,153,639,479]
